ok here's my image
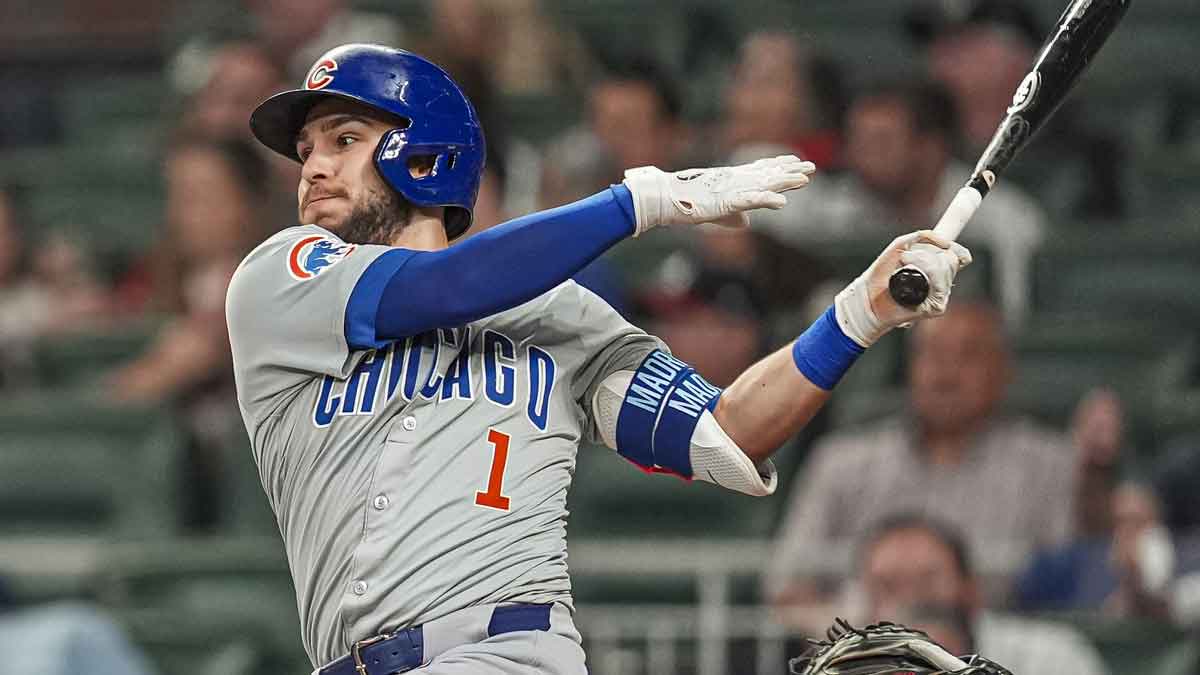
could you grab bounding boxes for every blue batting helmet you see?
[250,43,486,240]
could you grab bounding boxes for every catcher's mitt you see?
[788,619,1014,675]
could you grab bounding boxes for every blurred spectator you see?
[765,301,1076,607]
[419,0,511,167]
[1016,478,1174,619]
[0,187,108,384]
[0,603,153,675]
[905,0,1126,219]
[171,40,299,222]
[540,57,690,207]
[639,254,770,387]
[723,30,847,169]
[106,136,271,528]
[751,77,1045,319]
[175,41,286,143]
[851,515,1110,675]
[107,136,269,398]
[246,0,404,81]
[1071,388,1127,537]
[485,0,595,97]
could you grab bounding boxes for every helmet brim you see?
[249,88,387,162]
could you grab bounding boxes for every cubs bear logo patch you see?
[287,235,356,280]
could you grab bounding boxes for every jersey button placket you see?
[351,580,368,595]
[402,415,417,431]
[372,494,390,511]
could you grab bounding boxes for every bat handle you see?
[887,186,983,307]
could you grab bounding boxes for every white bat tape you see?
[932,186,984,242]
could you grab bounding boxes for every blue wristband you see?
[792,306,865,390]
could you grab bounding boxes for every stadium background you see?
[0,0,1196,673]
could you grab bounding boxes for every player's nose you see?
[301,148,337,184]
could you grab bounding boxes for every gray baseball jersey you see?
[226,225,661,666]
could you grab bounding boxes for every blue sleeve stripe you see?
[374,185,635,341]
[791,306,865,391]
[345,249,417,350]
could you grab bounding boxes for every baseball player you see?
[227,44,971,674]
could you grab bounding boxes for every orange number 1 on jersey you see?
[475,429,512,511]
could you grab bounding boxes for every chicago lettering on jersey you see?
[313,328,556,430]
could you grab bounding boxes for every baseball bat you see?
[888,0,1133,308]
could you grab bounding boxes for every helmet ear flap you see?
[373,127,482,240]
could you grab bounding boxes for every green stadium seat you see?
[1047,615,1200,675]
[113,607,284,675]
[31,321,162,388]
[56,75,167,143]
[25,185,162,268]
[828,313,1195,456]
[1032,232,1200,329]
[214,436,279,535]
[0,392,185,536]
[501,91,584,144]
[95,536,307,672]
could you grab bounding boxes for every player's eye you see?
[297,145,312,162]
[337,134,357,148]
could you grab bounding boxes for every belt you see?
[319,603,553,675]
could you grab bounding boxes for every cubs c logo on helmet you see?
[305,58,338,91]
[287,235,356,280]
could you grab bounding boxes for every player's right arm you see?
[714,231,971,462]
[588,231,971,496]
[362,155,814,344]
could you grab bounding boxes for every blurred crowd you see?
[0,0,1197,672]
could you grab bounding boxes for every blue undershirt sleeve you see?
[344,184,637,349]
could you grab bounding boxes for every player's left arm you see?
[716,230,971,463]
[591,230,971,495]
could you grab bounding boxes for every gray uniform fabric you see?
[227,225,661,667]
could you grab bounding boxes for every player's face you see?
[862,527,972,622]
[295,99,402,233]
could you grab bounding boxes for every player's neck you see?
[391,207,449,250]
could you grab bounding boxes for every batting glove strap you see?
[621,156,815,236]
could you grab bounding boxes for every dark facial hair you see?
[337,185,412,246]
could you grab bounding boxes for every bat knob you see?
[888,267,931,308]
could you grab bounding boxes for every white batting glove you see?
[621,155,816,236]
[834,231,973,347]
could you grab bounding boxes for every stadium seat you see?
[214,436,279,535]
[828,312,1195,457]
[95,536,307,672]
[1049,615,1200,675]
[112,607,284,675]
[30,321,161,388]
[56,74,166,143]
[0,392,185,536]
[1032,232,1200,329]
